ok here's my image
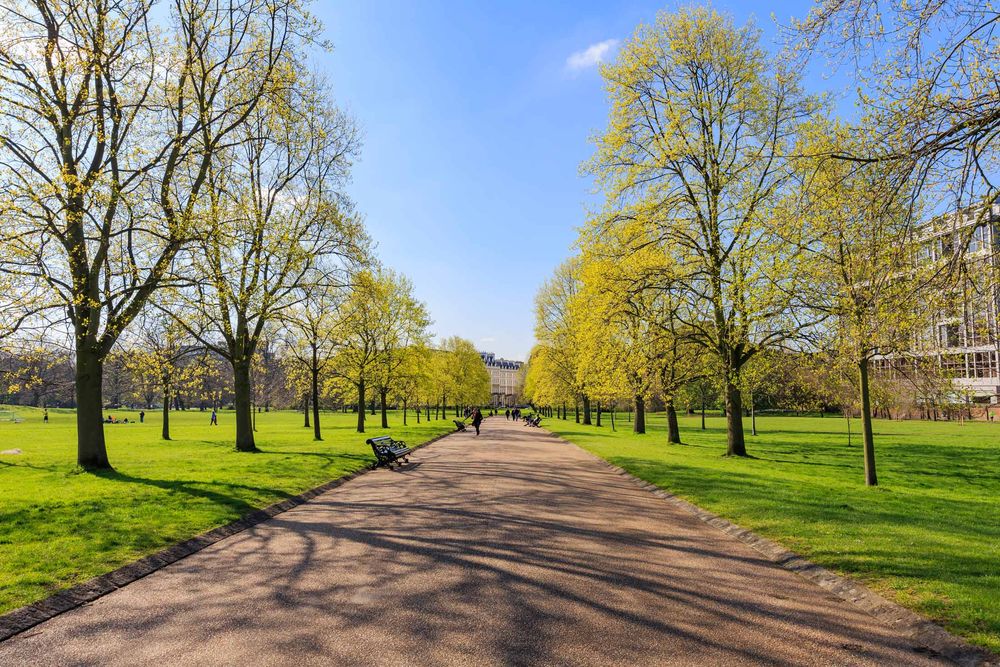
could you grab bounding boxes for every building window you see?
[967,225,989,253]
[939,323,960,348]
[940,353,967,378]
[971,351,998,378]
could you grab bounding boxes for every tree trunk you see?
[596,401,602,427]
[404,398,408,425]
[725,381,747,456]
[633,395,646,434]
[582,395,592,425]
[858,358,878,486]
[311,362,322,441]
[233,360,257,452]
[303,392,310,428]
[666,399,681,444]
[75,345,110,469]
[357,379,366,433]
[575,399,579,423]
[701,397,706,430]
[750,389,757,436]
[380,388,389,428]
[161,385,171,441]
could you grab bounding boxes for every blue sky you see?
[316,1,822,360]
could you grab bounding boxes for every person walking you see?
[139,410,145,424]
[505,409,510,421]
[471,407,484,436]
[210,408,218,426]
[43,408,48,424]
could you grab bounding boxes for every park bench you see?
[367,435,413,469]
[453,419,467,432]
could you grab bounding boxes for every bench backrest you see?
[366,436,394,447]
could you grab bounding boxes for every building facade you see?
[875,204,1000,403]
[479,352,524,407]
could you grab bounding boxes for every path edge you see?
[545,430,997,667]
[0,428,456,643]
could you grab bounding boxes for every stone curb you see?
[0,428,456,643]
[544,429,998,667]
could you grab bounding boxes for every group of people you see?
[103,412,144,424]
[505,408,522,422]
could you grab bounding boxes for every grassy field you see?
[547,413,1000,653]
[0,406,453,616]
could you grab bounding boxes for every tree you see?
[284,279,350,441]
[795,120,930,485]
[587,8,819,455]
[123,309,199,440]
[333,271,385,434]
[0,0,316,468]
[577,224,701,442]
[369,271,431,428]
[171,74,362,451]
[438,336,490,413]
[531,258,591,424]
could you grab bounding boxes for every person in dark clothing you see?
[139,410,145,423]
[471,407,484,436]
[505,409,510,421]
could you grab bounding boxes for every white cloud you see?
[479,336,496,344]
[566,39,619,72]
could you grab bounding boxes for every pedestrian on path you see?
[472,407,484,436]
[210,408,218,426]
[505,409,510,421]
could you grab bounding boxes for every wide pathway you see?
[1,418,947,666]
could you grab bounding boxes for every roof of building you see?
[479,351,523,370]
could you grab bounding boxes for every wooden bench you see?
[367,435,413,469]
[453,420,467,432]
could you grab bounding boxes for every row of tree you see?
[525,4,999,487]
[0,0,489,469]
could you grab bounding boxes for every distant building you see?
[875,203,1000,403]
[479,352,523,407]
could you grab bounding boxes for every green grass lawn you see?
[547,413,1000,653]
[0,406,453,616]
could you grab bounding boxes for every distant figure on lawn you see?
[43,409,48,423]
[139,410,145,423]
[210,409,218,426]
[472,407,484,436]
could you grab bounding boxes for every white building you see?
[479,352,523,407]
[876,204,1000,403]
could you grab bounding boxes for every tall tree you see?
[171,76,363,451]
[795,120,930,485]
[283,280,348,441]
[332,271,385,434]
[532,258,591,424]
[0,0,314,468]
[370,270,431,428]
[588,8,819,455]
